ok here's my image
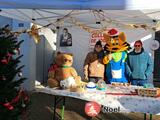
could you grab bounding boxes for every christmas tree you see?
[0,25,29,120]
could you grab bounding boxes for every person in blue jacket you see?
[127,40,153,86]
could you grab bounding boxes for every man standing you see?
[83,40,105,83]
[127,40,153,86]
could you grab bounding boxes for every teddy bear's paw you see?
[47,78,60,88]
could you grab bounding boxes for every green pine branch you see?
[0,25,29,120]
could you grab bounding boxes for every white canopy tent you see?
[0,9,160,31]
[0,0,160,30]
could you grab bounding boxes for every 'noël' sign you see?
[101,106,120,113]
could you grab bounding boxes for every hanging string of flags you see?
[12,21,160,44]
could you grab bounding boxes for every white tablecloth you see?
[35,86,160,115]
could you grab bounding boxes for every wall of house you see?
[12,21,57,90]
[12,20,36,91]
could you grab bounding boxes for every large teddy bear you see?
[103,28,131,83]
[48,52,81,88]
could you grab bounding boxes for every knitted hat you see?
[95,40,102,47]
[108,28,119,36]
[134,40,143,46]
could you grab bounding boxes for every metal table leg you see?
[61,97,65,120]
[144,113,146,120]
[144,113,153,120]
[52,96,65,120]
[150,114,152,120]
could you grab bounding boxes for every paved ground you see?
[26,92,160,120]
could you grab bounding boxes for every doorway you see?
[36,35,54,84]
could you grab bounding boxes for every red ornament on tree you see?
[1,58,8,64]
[85,101,101,117]
[1,53,12,64]
[7,53,12,62]
[3,102,14,110]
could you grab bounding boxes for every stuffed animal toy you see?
[103,28,130,83]
[47,52,62,87]
[60,77,76,89]
[47,52,81,88]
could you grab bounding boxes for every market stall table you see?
[35,85,160,120]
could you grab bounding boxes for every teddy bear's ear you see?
[56,51,61,55]
[68,53,73,56]
[118,32,126,42]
